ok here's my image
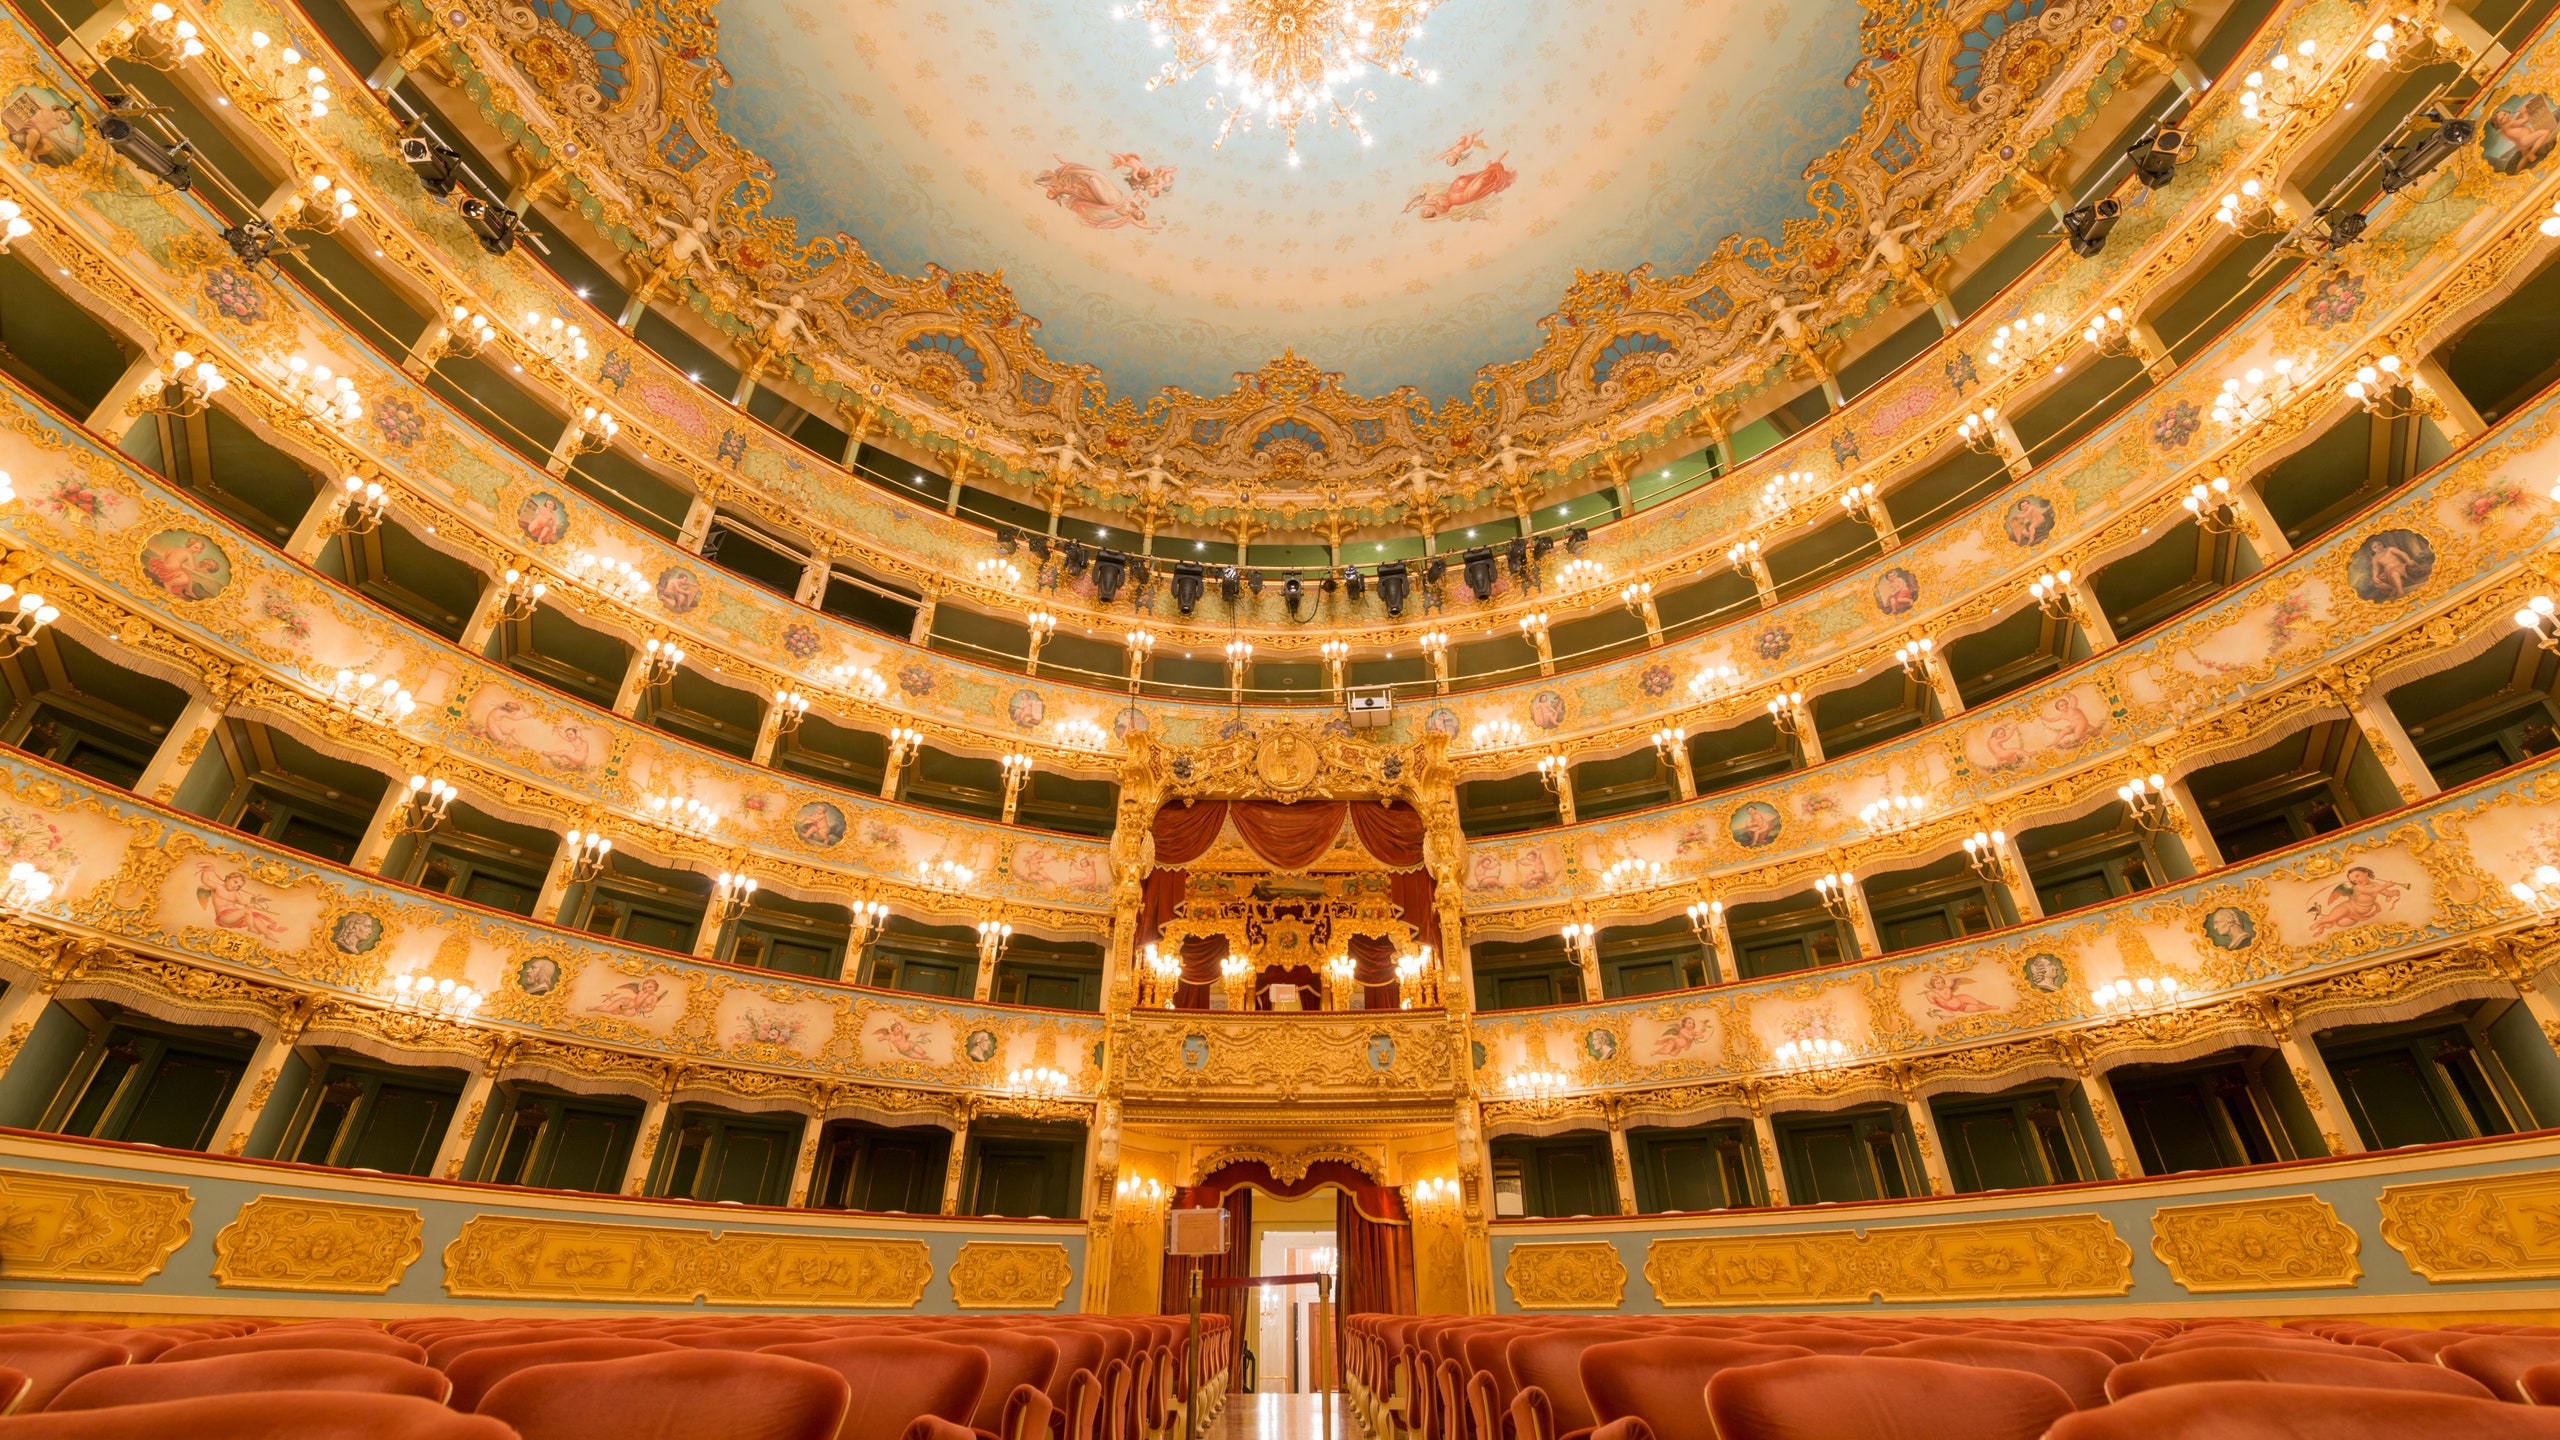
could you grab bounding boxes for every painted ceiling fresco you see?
[708,0,1872,402]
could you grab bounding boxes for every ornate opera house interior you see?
[13,0,2560,1433]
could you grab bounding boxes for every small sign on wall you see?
[1168,1206,1230,1255]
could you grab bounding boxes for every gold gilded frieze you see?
[211,1195,424,1294]
[1503,1240,1630,1311]
[1642,1214,2131,1307]
[948,1241,1077,1310]
[442,1214,933,1307]
[2379,1166,2560,1283]
[0,1165,193,1283]
[2149,1194,2362,1293]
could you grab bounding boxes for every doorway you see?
[1251,1189,1336,1394]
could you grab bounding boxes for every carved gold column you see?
[1603,1101,1638,1216]
[788,1090,836,1207]
[1080,1093,1125,1312]
[1747,1105,1790,1206]
[2058,1038,2140,1179]
[432,1035,516,1180]
[621,1083,675,1196]
[941,1102,975,1215]
[136,692,228,804]
[2258,997,2364,1157]
[2324,664,2438,805]
[0,937,89,1076]
[216,994,321,1157]
[1895,1072,1954,1197]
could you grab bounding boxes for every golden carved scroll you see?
[948,1241,1077,1309]
[1503,1241,1629,1310]
[212,1196,424,1293]
[442,1216,933,1306]
[1643,1215,2132,1306]
[2149,1195,2362,1293]
[2379,1166,2560,1283]
[0,1166,192,1283]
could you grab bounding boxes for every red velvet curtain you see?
[1255,963,1322,1009]
[1228,801,1348,869]
[1160,1185,1253,1334]
[1336,1189,1417,1318]
[1173,934,1228,1010]
[1389,870,1439,959]
[1346,933,1401,1010]
[1153,801,1232,865]
[1346,803,1425,866]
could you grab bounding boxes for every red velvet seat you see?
[2444,1338,2560,1401]
[156,1331,428,1367]
[424,1329,585,1370]
[1505,1328,1647,1440]
[1579,1337,1811,1439]
[447,1339,680,1413]
[0,1391,516,1439]
[0,1337,127,1413]
[477,1349,850,1440]
[2377,1332,2473,1362]
[0,1368,27,1418]
[1704,1355,2073,1440]
[1863,1338,2114,1410]
[1733,1330,1886,1358]
[762,1336,988,1440]
[671,1327,830,1353]
[46,1352,448,1412]
[2523,1362,2560,1406]
[2049,1381,2560,1438]
[949,1336,1061,1438]
[2105,1349,2493,1402]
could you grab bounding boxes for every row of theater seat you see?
[1344,1312,2560,1438]
[0,1312,1229,1440]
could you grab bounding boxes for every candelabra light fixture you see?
[849,898,890,973]
[1053,717,1109,751]
[1689,663,1740,701]
[1962,829,2015,884]
[1955,405,2004,455]
[1140,942,1180,1008]
[1894,636,1935,684]
[2211,357,2308,430]
[2091,973,2188,1013]
[563,405,619,457]
[1024,610,1057,673]
[568,550,651,600]
[2083,305,2138,351]
[388,773,456,836]
[280,172,359,233]
[137,350,224,416]
[2237,38,2321,124]
[1620,580,1654,615]
[520,311,590,366]
[380,971,482,1019]
[103,2,205,68]
[246,30,331,118]
[0,861,55,914]
[2119,772,2174,831]
[640,637,685,687]
[1985,312,2053,369]
[886,726,923,765]
[917,856,976,890]
[0,586,58,659]
[2184,476,2245,533]
[1771,1035,1850,1073]
[2511,864,2560,914]
[977,919,1013,965]
[770,688,809,738]
[435,305,497,360]
[1110,0,1442,161]
[1470,718,1525,751]
[1650,726,1686,762]
[1409,1175,1459,1212]
[1600,856,1666,892]
[1535,753,1570,792]
[324,474,389,538]
[1125,629,1154,690]
[1556,557,1606,593]
[1814,871,1860,921]
[2343,354,2411,416]
[976,556,1021,587]
[710,871,758,924]
[826,662,891,703]
[325,668,415,724]
[1007,1065,1070,1098]
[563,828,612,882]
[1561,920,1597,966]
[1767,689,1807,735]
[489,568,544,627]
[1838,482,1884,529]
[646,793,722,835]
[1859,793,1930,837]
[277,356,362,429]
[1728,538,1763,574]
[0,199,31,255]
[2518,595,2560,653]
[1757,470,1824,523]
[1686,899,1723,945]
[2029,569,2082,621]
[1503,1068,1571,1100]
[1517,611,1550,643]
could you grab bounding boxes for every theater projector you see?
[1347,686,1392,730]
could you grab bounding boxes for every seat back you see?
[2145,1333,2392,1362]
[157,1331,429,1366]
[1503,1329,1647,1434]
[955,1335,1062,1435]
[1705,1355,2073,1440]
[1063,1368,1105,1440]
[0,1367,26,1417]
[1580,1337,1812,1437]
[763,1336,989,1440]
[48,1351,448,1412]
[446,1338,680,1412]
[2048,1381,2560,1439]
[477,1349,852,1440]
[0,1335,127,1412]
[0,1392,517,1439]
[2105,1349,2493,1402]
[1863,1339,2114,1411]
[2443,1337,2560,1401]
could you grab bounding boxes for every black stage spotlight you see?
[1377,560,1410,616]
[100,97,194,190]
[2328,210,2370,247]
[1172,560,1203,615]
[1345,565,1365,602]
[996,525,1019,554]
[2378,113,2477,193]
[1505,536,1529,579]
[1565,526,1588,553]
[1425,556,1448,586]
[1463,546,1497,601]
[1283,574,1304,616]
[1218,566,1240,603]
[1059,538,1089,577]
[2061,199,2120,257]
[1532,534,1556,561]
[2128,128,2183,188]
[459,196,522,256]
[398,134,462,197]
[1027,534,1051,561]
[220,218,295,268]
[1092,548,1126,602]
[1247,569,1265,597]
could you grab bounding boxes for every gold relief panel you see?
[1504,1241,1629,1311]
[442,1215,932,1307]
[2380,1166,2560,1283]
[705,1233,934,1309]
[0,1166,192,1283]
[211,1195,424,1294]
[947,1241,1077,1310]
[2149,1195,2363,1293]
[1644,1215,2131,1307]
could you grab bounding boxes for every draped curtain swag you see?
[1166,1161,1415,1321]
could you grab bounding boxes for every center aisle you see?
[1206,1390,1359,1440]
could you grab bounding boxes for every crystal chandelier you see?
[1112,0,1441,162]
